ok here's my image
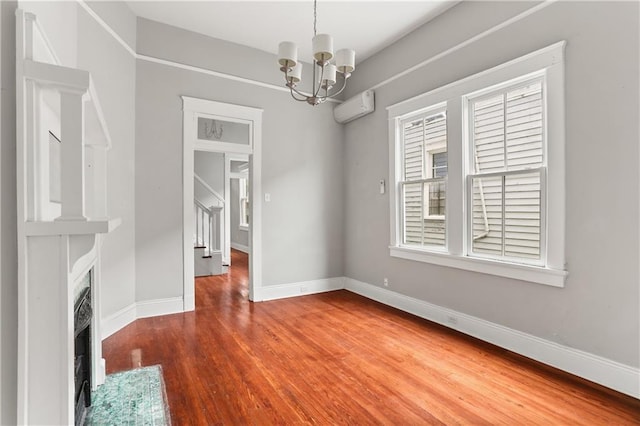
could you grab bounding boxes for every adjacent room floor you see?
[103,249,640,424]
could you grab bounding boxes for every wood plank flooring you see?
[103,250,640,424]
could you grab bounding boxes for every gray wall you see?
[1,2,136,423]
[194,151,224,196]
[1,3,18,423]
[230,178,249,249]
[135,18,344,302]
[342,1,639,367]
[76,2,137,320]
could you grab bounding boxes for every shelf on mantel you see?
[25,217,121,236]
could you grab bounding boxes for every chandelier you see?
[277,0,355,106]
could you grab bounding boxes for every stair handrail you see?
[194,173,225,206]
[194,199,222,253]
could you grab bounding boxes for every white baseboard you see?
[230,242,249,253]
[344,278,640,399]
[101,302,136,339]
[101,297,183,339]
[255,277,345,302]
[137,297,183,319]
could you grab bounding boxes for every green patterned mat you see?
[86,365,171,426]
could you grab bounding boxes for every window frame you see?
[238,177,249,231]
[387,42,567,287]
[464,73,546,267]
[398,104,448,249]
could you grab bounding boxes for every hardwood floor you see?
[103,249,640,424]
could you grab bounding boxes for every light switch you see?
[264,193,271,202]
[379,179,386,194]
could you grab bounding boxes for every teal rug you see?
[86,365,171,426]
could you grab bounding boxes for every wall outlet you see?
[300,285,307,293]
[446,315,458,325]
[383,278,389,287]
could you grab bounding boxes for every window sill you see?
[389,246,567,288]
[239,225,249,232]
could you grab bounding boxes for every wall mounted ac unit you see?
[333,90,375,124]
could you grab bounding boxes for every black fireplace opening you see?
[74,286,92,425]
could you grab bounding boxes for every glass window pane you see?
[423,180,446,246]
[504,172,541,259]
[432,152,447,178]
[403,183,423,245]
[471,175,503,256]
[197,117,250,145]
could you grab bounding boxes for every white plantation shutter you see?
[400,111,447,247]
[469,79,544,263]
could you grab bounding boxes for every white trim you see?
[183,96,263,309]
[225,153,249,264]
[390,246,566,287]
[387,41,565,117]
[76,1,342,103]
[253,277,345,302]
[230,242,249,253]
[77,0,555,104]
[344,278,640,399]
[76,0,136,57]
[141,54,288,95]
[101,302,136,340]
[136,297,183,319]
[370,1,558,92]
[139,56,341,103]
[194,173,224,206]
[101,297,183,340]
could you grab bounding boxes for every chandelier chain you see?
[313,0,317,36]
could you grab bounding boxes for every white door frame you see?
[225,153,249,262]
[182,96,263,310]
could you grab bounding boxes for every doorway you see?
[182,97,263,310]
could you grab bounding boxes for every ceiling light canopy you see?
[278,0,355,106]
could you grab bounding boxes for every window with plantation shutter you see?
[388,42,567,287]
[468,78,544,264]
[400,108,447,248]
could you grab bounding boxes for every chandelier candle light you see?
[278,0,355,106]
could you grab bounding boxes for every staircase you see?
[194,175,225,276]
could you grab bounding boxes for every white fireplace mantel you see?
[15,10,120,425]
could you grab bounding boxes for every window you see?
[239,177,249,229]
[388,42,567,287]
[467,78,544,265]
[400,109,447,247]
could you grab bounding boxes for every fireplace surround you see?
[15,10,120,425]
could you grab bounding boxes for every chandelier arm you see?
[283,66,314,99]
[290,91,310,102]
[289,84,314,99]
[314,63,326,98]
[326,74,349,98]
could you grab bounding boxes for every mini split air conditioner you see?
[333,90,375,124]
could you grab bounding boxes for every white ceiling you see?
[126,1,458,64]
